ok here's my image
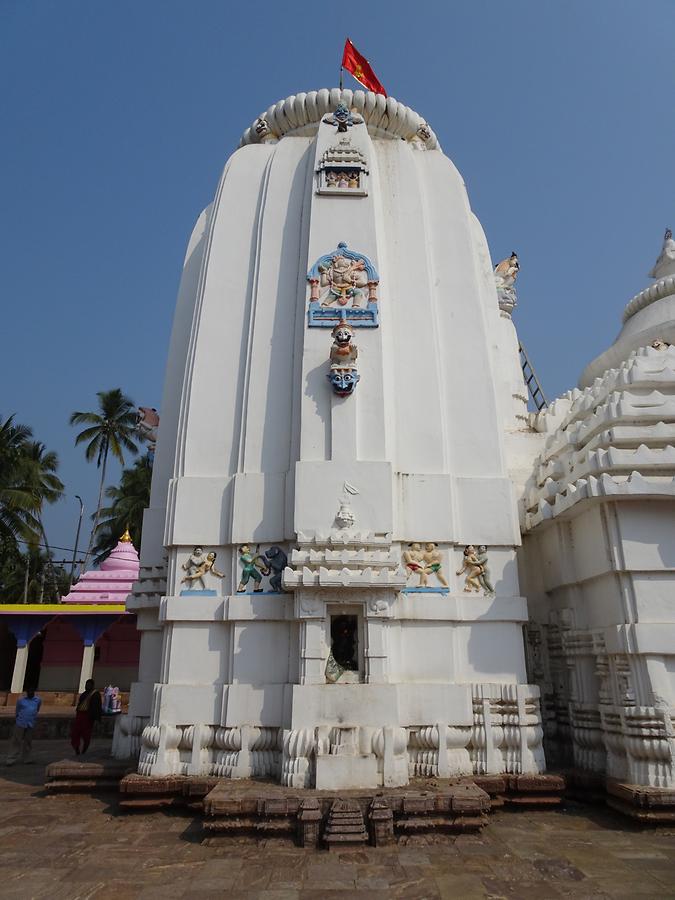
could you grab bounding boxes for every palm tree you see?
[22,441,65,599]
[92,455,152,563]
[70,389,139,570]
[0,415,41,549]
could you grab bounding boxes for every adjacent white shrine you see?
[520,228,675,799]
[114,88,547,787]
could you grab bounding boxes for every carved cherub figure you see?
[423,542,449,588]
[456,545,483,593]
[181,549,224,589]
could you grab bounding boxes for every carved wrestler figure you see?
[181,550,224,589]
[423,542,449,587]
[474,545,495,595]
[403,542,427,586]
[456,545,483,593]
[237,544,268,593]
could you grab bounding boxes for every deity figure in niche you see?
[181,548,225,590]
[319,253,368,308]
[236,544,269,593]
[422,542,449,587]
[263,546,288,593]
[307,242,379,328]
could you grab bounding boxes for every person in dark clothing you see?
[70,679,102,755]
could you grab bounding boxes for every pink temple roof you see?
[61,530,140,605]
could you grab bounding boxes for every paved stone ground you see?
[2,739,675,899]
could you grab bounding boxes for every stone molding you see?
[238,88,440,150]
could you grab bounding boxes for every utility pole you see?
[23,557,29,604]
[70,495,84,585]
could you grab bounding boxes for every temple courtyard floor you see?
[2,739,675,899]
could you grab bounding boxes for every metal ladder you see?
[519,342,548,411]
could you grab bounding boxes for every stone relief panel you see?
[402,542,450,593]
[179,546,225,595]
[307,241,379,328]
[236,543,289,594]
[456,545,495,596]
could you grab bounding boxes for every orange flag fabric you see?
[342,39,387,97]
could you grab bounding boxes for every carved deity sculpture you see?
[328,322,360,396]
[136,407,160,459]
[322,103,364,133]
[648,228,675,280]
[494,251,519,316]
[319,253,369,309]
[236,544,269,593]
[307,242,379,327]
[181,547,225,590]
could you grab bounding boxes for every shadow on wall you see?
[230,617,290,727]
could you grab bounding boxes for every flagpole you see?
[339,66,343,90]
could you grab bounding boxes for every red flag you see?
[341,39,387,97]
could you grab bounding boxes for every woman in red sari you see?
[71,679,102,755]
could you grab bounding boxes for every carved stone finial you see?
[322,104,364,133]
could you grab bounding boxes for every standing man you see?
[6,688,41,766]
[70,679,102,755]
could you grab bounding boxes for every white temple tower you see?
[117,89,546,787]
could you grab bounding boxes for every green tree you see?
[0,415,41,548]
[69,389,139,570]
[92,456,152,563]
[0,415,65,602]
[23,440,65,597]
[0,543,69,603]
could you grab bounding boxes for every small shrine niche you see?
[325,610,363,684]
[316,141,368,197]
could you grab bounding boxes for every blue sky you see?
[2,0,674,557]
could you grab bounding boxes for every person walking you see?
[70,679,102,755]
[6,688,41,765]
